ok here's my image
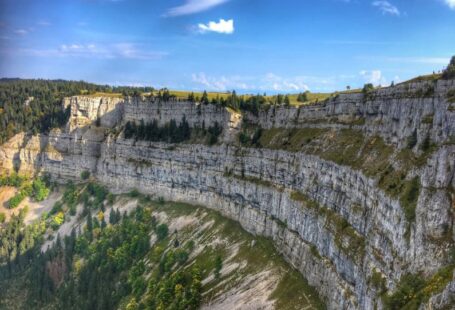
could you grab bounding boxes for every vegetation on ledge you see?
[247,127,434,229]
[124,118,223,145]
[290,190,366,263]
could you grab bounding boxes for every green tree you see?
[214,255,222,279]
[81,170,90,180]
[156,224,169,241]
[362,83,375,94]
[32,178,50,201]
[201,91,209,105]
[442,56,455,79]
[297,92,309,102]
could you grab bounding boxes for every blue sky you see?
[0,0,454,93]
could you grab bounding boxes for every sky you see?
[0,0,454,93]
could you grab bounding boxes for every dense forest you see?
[0,79,153,144]
[0,79,291,146]
[0,180,203,310]
[124,118,223,145]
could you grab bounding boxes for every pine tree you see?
[284,95,290,106]
[201,91,209,105]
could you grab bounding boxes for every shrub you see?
[251,128,263,147]
[442,56,455,80]
[63,182,78,208]
[0,212,5,223]
[239,132,250,145]
[207,122,223,145]
[297,91,309,102]
[175,249,189,265]
[0,173,26,187]
[81,170,90,180]
[400,177,420,223]
[32,178,50,201]
[407,130,418,149]
[128,189,141,198]
[382,274,425,310]
[214,255,223,279]
[52,211,65,230]
[155,224,168,241]
[7,184,31,209]
[362,83,374,94]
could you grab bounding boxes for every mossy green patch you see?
[382,264,454,310]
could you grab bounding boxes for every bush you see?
[175,249,189,265]
[382,274,425,310]
[51,211,65,230]
[400,177,420,223]
[32,178,50,201]
[155,224,168,241]
[407,130,418,149]
[362,83,375,94]
[0,173,26,187]
[239,132,250,145]
[81,170,90,180]
[207,122,223,145]
[297,91,309,102]
[7,186,30,209]
[63,182,78,208]
[214,255,223,279]
[0,212,5,223]
[442,56,455,80]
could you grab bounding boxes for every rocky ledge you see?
[1,79,454,309]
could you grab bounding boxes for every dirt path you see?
[0,186,61,223]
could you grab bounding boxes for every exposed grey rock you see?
[1,80,454,309]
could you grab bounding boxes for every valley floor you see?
[0,183,325,310]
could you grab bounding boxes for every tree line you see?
[0,79,153,144]
[124,117,223,145]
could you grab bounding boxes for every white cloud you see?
[18,43,167,60]
[191,72,310,92]
[198,19,234,34]
[14,29,28,35]
[360,70,387,86]
[261,73,309,92]
[37,21,51,26]
[372,1,400,16]
[191,73,249,91]
[445,0,455,9]
[165,0,230,17]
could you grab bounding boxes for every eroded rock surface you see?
[1,80,454,309]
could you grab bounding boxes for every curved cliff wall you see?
[1,80,454,309]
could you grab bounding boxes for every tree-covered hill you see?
[0,79,153,144]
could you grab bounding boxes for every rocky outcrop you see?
[247,79,455,148]
[1,80,454,309]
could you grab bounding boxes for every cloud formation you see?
[198,19,234,34]
[16,43,167,60]
[445,0,455,9]
[372,1,400,16]
[360,70,387,85]
[14,29,29,35]
[191,72,310,92]
[166,0,230,17]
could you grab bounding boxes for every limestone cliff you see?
[1,79,454,309]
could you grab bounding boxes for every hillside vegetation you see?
[0,180,324,310]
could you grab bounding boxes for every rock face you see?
[1,80,454,310]
[248,79,455,148]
